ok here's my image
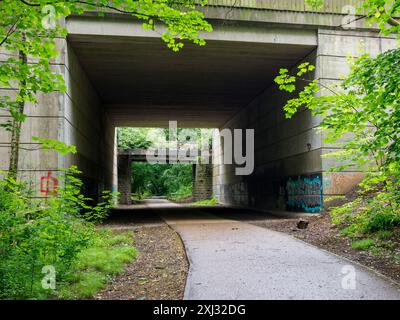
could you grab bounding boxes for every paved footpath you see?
[146,200,400,300]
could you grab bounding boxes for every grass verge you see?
[351,238,375,250]
[57,229,137,299]
[347,228,399,260]
[191,197,219,206]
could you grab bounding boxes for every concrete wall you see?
[0,38,117,198]
[207,0,364,12]
[213,28,398,213]
[193,164,213,201]
[317,29,398,198]
[117,155,131,205]
[64,42,117,198]
[213,51,321,211]
[99,94,118,194]
[0,40,66,196]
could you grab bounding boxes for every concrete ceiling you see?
[69,34,315,128]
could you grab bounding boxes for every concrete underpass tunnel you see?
[66,16,353,212]
[116,127,214,205]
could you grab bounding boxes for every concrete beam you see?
[67,16,316,128]
[66,16,317,47]
[118,148,201,163]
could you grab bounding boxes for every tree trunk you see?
[7,49,27,182]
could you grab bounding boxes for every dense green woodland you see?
[0,0,399,299]
[131,162,193,200]
[118,127,212,200]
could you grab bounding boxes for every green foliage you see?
[131,162,193,199]
[275,0,400,257]
[330,171,400,253]
[76,246,136,275]
[305,0,324,10]
[132,187,151,201]
[276,49,400,173]
[58,230,136,299]
[74,231,135,275]
[0,1,212,55]
[351,238,375,250]
[343,49,400,171]
[361,0,400,37]
[59,271,106,299]
[162,164,193,197]
[168,185,193,201]
[375,230,392,240]
[0,178,92,299]
[191,197,219,206]
[32,136,77,155]
[117,127,213,150]
[274,63,318,118]
[331,171,400,230]
[0,170,119,299]
[51,166,118,223]
[308,0,400,35]
[118,128,154,149]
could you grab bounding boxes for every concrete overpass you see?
[0,0,397,212]
[117,148,213,204]
[118,149,201,163]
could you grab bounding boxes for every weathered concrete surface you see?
[206,0,363,12]
[147,200,400,300]
[193,164,213,201]
[117,155,132,205]
[212,28,398,211]
[66,17,317,128]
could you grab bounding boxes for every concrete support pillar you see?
[192,164,196,190]
[193,163,213,201]
[117,155,131,205]
[316,29,397,200]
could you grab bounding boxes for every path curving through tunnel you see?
[111,199,400,300]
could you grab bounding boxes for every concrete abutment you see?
[212,28,397,212]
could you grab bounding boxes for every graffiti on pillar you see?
[223,182,248,205]
[286,174,323,213]
[40,171,58,197]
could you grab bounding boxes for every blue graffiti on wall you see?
[286,175,323,213]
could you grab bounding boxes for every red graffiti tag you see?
[40,171,58,196]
